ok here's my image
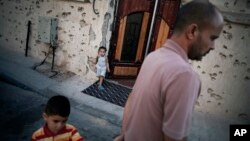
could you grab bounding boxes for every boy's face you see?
[98,49,106,57]
[43,113,68,134]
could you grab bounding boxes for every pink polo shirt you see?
[124,40,201,141]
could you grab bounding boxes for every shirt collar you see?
[43,124,66,137]
[162,39,189,63]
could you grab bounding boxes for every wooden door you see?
[109,0,180,78]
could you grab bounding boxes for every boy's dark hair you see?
[44,95,70,117]
[173,1,219,33]
[98,46,107,52]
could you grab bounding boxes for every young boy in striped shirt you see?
[32,95,84,141]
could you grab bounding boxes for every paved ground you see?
[0,80,120,141]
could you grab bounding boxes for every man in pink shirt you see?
[115,1,224,141]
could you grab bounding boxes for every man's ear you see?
[186,24,199,40]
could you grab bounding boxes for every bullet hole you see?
[70,6,74,9]
[233,59,240,66]
[210,93,223,100]
[62,12,71,17]
[78,69,82,72]
[219,71,223,74]
[197,65,201,69]
[219,52,227,59]
[245,76,250,80]
[56,15,59,18]
[15,38,18,41]
[63,31,67,34]
[195,101,200,106]
[81,42,85,45]
[72,54,76,57]
[238,113,248,119]
[36,40,41,44]
[46,10,52,14]
[202,71,206,74]
[210,73,217,77]
[78,7,84,12]
[80,19,87,27]
[224,2,229,7]
[9,11,12,14]
[80,49,84,51]
[71,26,75,28]
[82,12,86,17]
[207,88,214,93]
[226,110,228,113]
[211,77,216,81]
[21,40,23,44]
[82,34,85,36]
[207,100,211,103]
[247,68,250,73]
[223,45,227,49]
[222,30,232,40]
[5,39,8,42]
[214,64,220,68]
[241,36,244,40]
[69,34,74,37]
[240,9,245,12]
[57,27,62,30]
[0,34,2,38]
[229,54,233,58]
[217,102,221,106]
[93,18,96,20]
[241,62,247,67]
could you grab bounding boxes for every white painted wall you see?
[0,0,115,81]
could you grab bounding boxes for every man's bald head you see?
[173,1,223,34]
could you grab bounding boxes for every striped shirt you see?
[32,124,84,141]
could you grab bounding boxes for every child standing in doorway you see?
[96,46,110,90]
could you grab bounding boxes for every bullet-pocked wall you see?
[181,0,250,120]
[0,0,114,80]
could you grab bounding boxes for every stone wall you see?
[0,0,115,81]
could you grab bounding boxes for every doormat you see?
[82,80,132,107]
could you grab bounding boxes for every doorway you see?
[109,0,180,79]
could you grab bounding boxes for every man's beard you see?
[188,42,203,61]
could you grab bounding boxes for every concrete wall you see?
[184,0,250,120]
[0,0,115,81]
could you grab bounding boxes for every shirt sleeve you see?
[162,70,201,140]
[71,128,84,141]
